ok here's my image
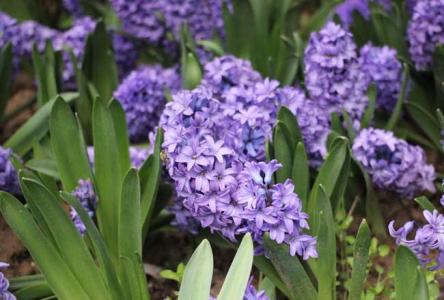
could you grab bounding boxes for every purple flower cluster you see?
[0,263,15,300]
[389,210,444,270]
[336,0,391,28]
[15,20,60,58]
[70,179,96,235]
[161,64,317,257]
[112,33,140,79]
[113,65,181,142]
[63,0,83,17]
[0,13,18,50]
[0,146,20,195]
[352,128,436,198]
[407,0,444,71]
[359,43,403,112]
[110,0,226,59]
[304,22,368,129]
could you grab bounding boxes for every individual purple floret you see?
[0,263,15,300]
[277,87,330,166]
[70,179,96,235]
[113,65,181,142]
[112,33,140,79]
[352,128,436,198]
[110,0,164,44]
[407,0,444,71]
[0,146,20,195]
[63,0,83,17]
[242,277,270,300]
[161,82,316,258]
[304,22,368,129]
[389,209,444,270]
[59,17,97,90]
[359,43,403,112]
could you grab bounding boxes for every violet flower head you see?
[0,13,18,49]
[389,210,444,270]
[161,83,316,258]
[407,0,444,71]
[112,33,140,79]
[359,43,403,111]
[243,277,270,300]
[336,0,371,28]
[63,0,83,17]
[60,17,97,89]
[110,0,164,43]
[0,263,15,300]
[304,22,368,128]
[70,179,96,235]
[113,65,181,142]
[16,21,60,58]
[277,87,330,166]
[0,146,20,195]
[352,128,435,197]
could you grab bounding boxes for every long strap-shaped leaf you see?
[0,43,13,117]
[395,246,429,300]
[348,220,371,300]
[0,192,90,300]
[218,234,254,300]
[178,240,213,300]
[263,235,317,300]
[50,97,92,191]
[21,179,110,300]
[61,192,124,300]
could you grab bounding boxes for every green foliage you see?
[0,43,13,118]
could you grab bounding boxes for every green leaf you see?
[385,64,409,130]
[273,121,293,183]
[178,240,213,300]
[25,158,59,179]
[4,93,78,156]
[414,196,436,212]
[361,85,377,129]
[82,21,118,102]
[92,98,123,262]
[253,256,290,298]
[348,220,371,300]
[180,26,203,90]
[21,179,110,299]
[395,246,429,300]
[258,277,276,300]
[309,185,336,300]
[277,106,303,151]
[309,137,349,213]
[119,169,142,258]
[302,0,341,39]
[197,40,225,56]
[0,43,13,117]
[0,192,90,300]
[292,142,309,205]
[61,192,123,300]
[140,128,163,237]
[13,283,53,300]
[109,99,130,174]
[50,97,92,191]
[406,101,443,152]
[218,234,254,300]
[9,274,46,291]
[433,46,444,109]
[263,236,317,300]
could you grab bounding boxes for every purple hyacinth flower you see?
[63,0,83,17]
[359,43,404,112]
[113,65,180,142]
[304,22,368,129]
[353,128,436,197]
[70,179,96,235]
[407,0,444,71]
[0,263,16,300]
[0,146,20,195]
